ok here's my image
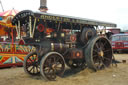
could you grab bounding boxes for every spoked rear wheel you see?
[85,36,113,71]
[40,52,65,80]
[23,51,40,75]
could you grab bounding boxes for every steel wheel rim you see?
[92,38,112,70]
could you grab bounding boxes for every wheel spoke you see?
[97,61,102,69]
[33,66,35,73]
[36,66,38,73]
[56,57,60,62]
[55,65,62,70]
[95,57,104,69]
[48,58,52,65]
[44,67,50,72]
[93,49,98,53]
[28,57,33,62]
[100,57,107,68]
[103,40,108,47]
[44,69,56,80]
[93,54,98,57]
[47,68,51,74]
[50,69,56,77]
[98,39,102,47]
[34,55,37,62]
[53,56,56,63]
[29,66,33,72]
[26,61,32,66]
[100,43,105,50]
[103,57,111,61]
[95,43,99,49]
[103,49,111,53]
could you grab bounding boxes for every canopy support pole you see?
[29,16,32,38]
[18,21,21,39]
[32,18,37,38]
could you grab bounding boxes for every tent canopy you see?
[0,9,19,16]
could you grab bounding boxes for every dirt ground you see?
[0,54,128,85]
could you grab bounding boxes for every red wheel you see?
[23,51,40,75]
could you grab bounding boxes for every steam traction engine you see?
[12,10,116,80]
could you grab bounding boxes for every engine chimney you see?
[39,0,48,12]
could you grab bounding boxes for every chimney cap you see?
[39,6,48,10]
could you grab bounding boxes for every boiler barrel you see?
[50,43,69,52]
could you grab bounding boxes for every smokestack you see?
[39,0,48,12]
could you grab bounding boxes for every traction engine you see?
[12,10,116,80]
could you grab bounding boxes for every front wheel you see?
[40,52,65,80]
[85,36,113,71]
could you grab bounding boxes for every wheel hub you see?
[98,50,104,57]
[52,64,56,69]
[32,62,38,66]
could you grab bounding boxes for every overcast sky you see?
[0,0,128,30]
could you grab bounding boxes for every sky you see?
[0,0,128,30]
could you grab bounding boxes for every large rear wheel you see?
[85,36,113,71]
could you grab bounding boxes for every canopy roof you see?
[0,9,19,16]
[12,10,116,27]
